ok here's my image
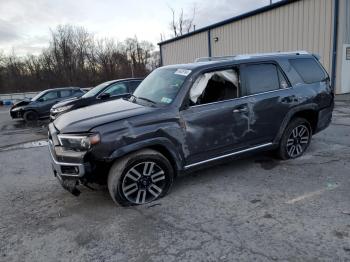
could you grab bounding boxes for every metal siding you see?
[336,0,349,94]
[161,31,208,65]
[161,0,338,91]
[209,0,333,75]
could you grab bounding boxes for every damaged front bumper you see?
[10,109,23,119]
[48,141,89,196]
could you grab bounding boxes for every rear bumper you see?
[315,105,333,133]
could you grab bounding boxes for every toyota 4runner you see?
[48,51,334,206]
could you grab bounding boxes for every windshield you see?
[31,90,47,101]
[133,68,189,106]
[82,81,115,98]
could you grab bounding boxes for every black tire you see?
[23,110,38,122]
[107,149,174,206]
[277,117,312,160]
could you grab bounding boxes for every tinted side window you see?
[41,91,59,101]
[104,83,128,96]
[289,58,326,84]
[242,64,280,95]
[60,90,72,98]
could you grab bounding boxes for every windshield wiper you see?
[136,96,157,105]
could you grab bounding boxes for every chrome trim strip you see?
[189,88,292,109]
[48,140,85,177]
[184,142,273,169]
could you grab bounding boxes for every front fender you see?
[105,137,185,171]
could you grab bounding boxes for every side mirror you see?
[99,93,110,100]
[38,98,44,102]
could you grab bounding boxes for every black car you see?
[10,87,84,122]
[50,78,143,120]
[48,51,333,206]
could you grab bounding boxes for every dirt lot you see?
[0,98,350,262]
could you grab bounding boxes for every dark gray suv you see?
[48,51,333,206]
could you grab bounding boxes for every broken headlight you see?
[57,133,100,151]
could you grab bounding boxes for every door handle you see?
[233,107,248,113]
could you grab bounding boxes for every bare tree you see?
[0,24,157,93]
[169,6,196,37]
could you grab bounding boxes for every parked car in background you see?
[50,78,143,120]
[10,87,84,122]
[48,51,333,206]
[81,87,92,92]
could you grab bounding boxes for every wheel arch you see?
[22,108,40,120]
[107,138,184,175]
[23,107,39,115]
[274,104,319,144]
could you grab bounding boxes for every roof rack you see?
[195,51,310,63]
[195,56,237,62]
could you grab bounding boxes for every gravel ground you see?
[0,99,350,262]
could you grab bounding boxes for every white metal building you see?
[158,0,350,94]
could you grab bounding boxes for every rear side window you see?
[104,83,128,96]
[289,58,326,84]
[242,64,280,95]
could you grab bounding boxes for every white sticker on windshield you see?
[174,69,191,76]
[161,97,172,104]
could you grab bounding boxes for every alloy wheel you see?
[286,124,310,158]
[121,161,166,205]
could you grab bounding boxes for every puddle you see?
[0,140,48,152]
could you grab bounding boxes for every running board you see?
[184,143,273,169]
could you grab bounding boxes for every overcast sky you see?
[0,0,274,56]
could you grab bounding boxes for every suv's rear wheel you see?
[108,149,174,206]
[23,110,38,122]
[278,117,311,160]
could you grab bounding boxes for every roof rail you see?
[195,51,310,63]
[195,56,237,62]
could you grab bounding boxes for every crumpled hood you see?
[12,99,31,108]
[52,97,80,109]
[54,99,155,133]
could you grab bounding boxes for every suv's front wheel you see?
[108,149,174,206]
[278,117,312,160]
